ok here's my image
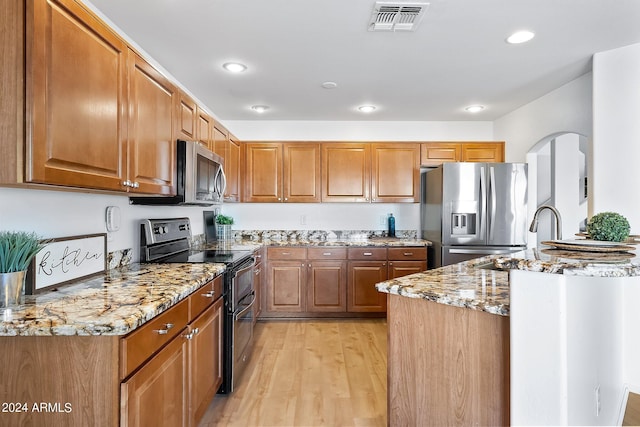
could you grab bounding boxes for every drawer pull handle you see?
[281,252,291,255]
[202,291,215,298]
[403,252,414,256]
[363,252,373,256]
[154,329,169,335]
[164,323,174,329]
[323,252,332,256]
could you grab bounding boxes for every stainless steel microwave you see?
[130,140,226,206]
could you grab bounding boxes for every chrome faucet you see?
[529,205,563,240]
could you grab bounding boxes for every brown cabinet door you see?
[322,143,371,202]
[347,261,388,312]
[127,50,176,195]
[283,143,321,202]
[28,0,128,190]
[388,261,427,279]
[178,92,196,141]
[420,142,462,166]
[212,124,228,158]
[461,142,505,162]
[189,298,223,426]
[121,332,189,427]
[244,143,283,202]
[195,107,212,150]
[225,137,241,202]
[307,260,347,312]
[266,261,306,312]
[371,143,420,202]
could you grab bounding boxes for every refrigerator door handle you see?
[489,166,497,241]
[479,166,487,240]
[449,248,523,255]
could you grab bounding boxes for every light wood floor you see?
[198,319,388,427]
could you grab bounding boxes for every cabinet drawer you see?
[347,247,387,260]
[387,247,427,261]
[267,247,307,260]
[120,298,189,380]
[307,247,347,260]
[189,275,223,321]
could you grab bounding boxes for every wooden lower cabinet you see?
[121,332,189,427]
[189,298,224,425]
[347,261,388,312]
[262,246,427,317]
[307,260,347,312]
[266,260,306,312]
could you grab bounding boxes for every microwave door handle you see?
[216,167,227,198]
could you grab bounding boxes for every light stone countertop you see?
[0,263,225,337]
[376,247,640,317]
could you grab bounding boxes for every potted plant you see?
[215,214,234,241]
[0,231,46,307]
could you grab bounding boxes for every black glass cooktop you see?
[160,249,253,267]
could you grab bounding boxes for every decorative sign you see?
[26,233,107,294]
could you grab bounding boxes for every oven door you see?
[230,258,256,311]
[231,290,255,391]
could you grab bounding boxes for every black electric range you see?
[139,217,252,268]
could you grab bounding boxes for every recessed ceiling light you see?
[506,30,535,44]
[222,62,247,73]
[250,105,270,113]
[358,105,376,113]
[465,105,485,113]
[321,81,338,89]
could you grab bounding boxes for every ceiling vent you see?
[368,2,429,32]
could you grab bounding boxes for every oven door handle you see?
[234,291,256,321]
[232,258,257,279]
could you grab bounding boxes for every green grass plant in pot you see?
[0,231,46,307]
[586,212,630,242]
[215,214,234,241]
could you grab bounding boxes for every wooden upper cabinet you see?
[322,143,371,202]
[27,0,128,190]
[127,50,176,195]
[244,142,320,203]
[244,143,282,202]
[225,136,241,202]
[212,124,228,159]
[371,143,420,202]
[283,143,321,202]
[421,141,505,166]
[177,92,196,141]
[420,142,462,167]
[195,107,212,150]
[461,142,505,162]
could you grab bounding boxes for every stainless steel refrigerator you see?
[421,162,528,268]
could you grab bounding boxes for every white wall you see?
[0,187,210,262]
[493,73,593,163]
[592,43,640,231]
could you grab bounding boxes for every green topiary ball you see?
[586,212,630,242]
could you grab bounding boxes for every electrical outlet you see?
[300,214,307,225]
[380,215,386,226]
[595,385,601,416]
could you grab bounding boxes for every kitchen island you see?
[376,248,640,426]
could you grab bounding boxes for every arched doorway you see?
[526,132,589,247]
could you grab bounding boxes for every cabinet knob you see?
[132,181,140,188]
[122,180,132,187]
[278,197,282,201]
[284,197,288,201]
[192,327,199,335]
[182,332,194,340]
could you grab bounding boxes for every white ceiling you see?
[85,0,640,122]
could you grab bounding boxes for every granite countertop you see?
[0,263,225,337]
[0,235,428,337]
[201,237,430,249]
[376,247,640,317]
